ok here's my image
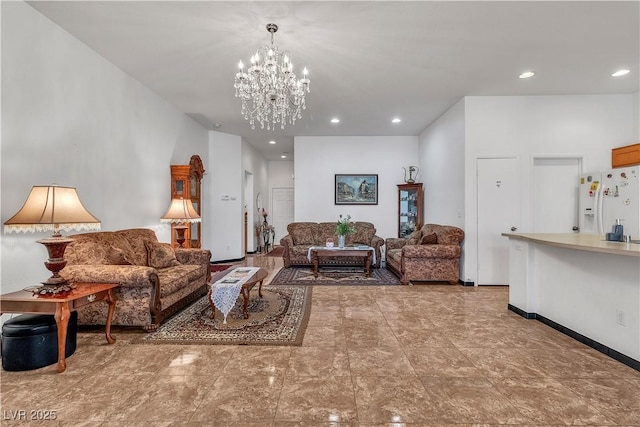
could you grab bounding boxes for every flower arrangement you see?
[335,214,356,236]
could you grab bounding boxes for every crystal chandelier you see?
[234,23,310,130]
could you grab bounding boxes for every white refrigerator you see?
[578,165,639,239]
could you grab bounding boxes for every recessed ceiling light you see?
[612,69,630,77]
[269,140,276,145]
[330,118,340,124]
[519,71,535,79]
[391,118,401,123]
[280,154,287,159]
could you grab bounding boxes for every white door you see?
[532,157,581,233]
[272,188,294,244]
[477,157,520,285]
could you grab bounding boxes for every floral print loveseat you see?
[61,228,211,330]
[280,222,384,268]
[385,224,464,284]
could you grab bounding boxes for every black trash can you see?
[1,312,78,371]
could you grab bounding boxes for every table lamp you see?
[161,198,201,247]
[4,185,101,294]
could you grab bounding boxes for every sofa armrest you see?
[371,235,384,249]
[385,238,407,251]
[280,235,294,247]
[62,265,160,288]
[280,235,293,268]
[175,248,211,265]
[402,244,461,259]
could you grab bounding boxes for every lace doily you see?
[210,267,260,323]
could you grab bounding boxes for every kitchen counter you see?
[502,232,640,370]
[501,232,640,257]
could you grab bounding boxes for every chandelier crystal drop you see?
[234,23,310,130]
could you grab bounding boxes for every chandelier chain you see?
[234,23,310,130]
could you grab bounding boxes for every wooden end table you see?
[208,268,268,319]
[310,248,372,278]
[0,282,118,373]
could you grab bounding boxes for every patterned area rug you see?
[138,285,311,346]
[270,266,402,286]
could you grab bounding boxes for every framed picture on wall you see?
[335,174,378,205]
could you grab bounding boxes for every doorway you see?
[477,157,520,285]
[272,188,294,243]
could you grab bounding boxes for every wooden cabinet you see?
[170,155,205,248]
[612,143,640,168]
[397,183,423,238]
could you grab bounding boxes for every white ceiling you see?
[27,1,639,161]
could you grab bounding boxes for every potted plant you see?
[335,214,356,248]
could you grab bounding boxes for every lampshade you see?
[3,185,101,294]
[161,198,201,223]
[4,185,101,234]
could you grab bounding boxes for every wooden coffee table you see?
[0,282,118,373]
[310,248,372,278]
[208,268,268,319]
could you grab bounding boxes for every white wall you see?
[462,94,636,283]
[634,91,639,140]
[269,160,295,200]
[418,98,466,228]
[418,99,467,280]
[208,131,243,261]
[294,136,419,241]
[1,2,208,295]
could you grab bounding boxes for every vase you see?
[338,235,346,248]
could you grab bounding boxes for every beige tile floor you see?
[2,253,640,426]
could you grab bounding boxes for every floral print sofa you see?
[280,222,384,268]
[385,224,464,284]
[61,228,211,330]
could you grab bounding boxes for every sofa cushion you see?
[387,248,403,264]
[288,222,317,245]
[157,265,202,297]
[145,241,181,269]
[116,229,158,266]
[422,224,465,245]
[420,232,438,245]
[406,230,422,245]
[348,222,376,245]
[316,223,339,245]
[64,238,109,265]
[106,246,133,265]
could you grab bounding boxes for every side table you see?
[0,282,118,373]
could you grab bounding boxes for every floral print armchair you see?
[385,224,464,284]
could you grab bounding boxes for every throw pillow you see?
[106,246,133,265]
[420,232,438,245]
[289,223,316,245]
[406,230,422,245]
[145,241,181,269]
